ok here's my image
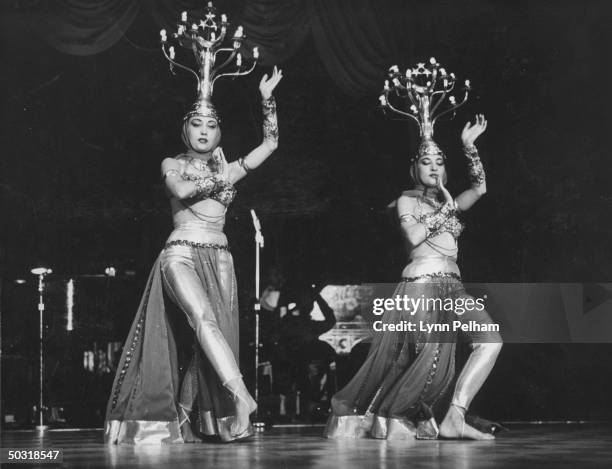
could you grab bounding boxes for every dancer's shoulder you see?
[397,193,419,214]
[172,153,189,161]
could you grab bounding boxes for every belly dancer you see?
[326,62,502,440]
[105,66,282,444]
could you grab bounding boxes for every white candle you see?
[253,47,259,59]
[169,46,175,59]
[181,11,187,22]
[222,14,227,23]
[379,95,387,106]
[236,53,242,66]
[160,29,167,41]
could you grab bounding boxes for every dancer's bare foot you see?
[439,404,495,440]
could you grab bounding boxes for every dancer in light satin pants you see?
[325,114,503,440]
[105,67,283,444]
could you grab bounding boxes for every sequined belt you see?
[402,271,461,282]
[164,240,230,251]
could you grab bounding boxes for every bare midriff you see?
[167,197,228,246]
[402,232,460,279]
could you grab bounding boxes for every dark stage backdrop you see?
[2,0,612,426]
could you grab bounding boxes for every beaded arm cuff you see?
[193,176,219,198]
[464,144,486,186]
[420,203,456,239]
[262,96,279,145]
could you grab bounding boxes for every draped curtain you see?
[33,0,409,95]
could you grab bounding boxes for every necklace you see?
[417,195,441,215]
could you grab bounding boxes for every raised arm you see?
[161,157,219,200]
[229,66,283,183]
[455,114,488,212]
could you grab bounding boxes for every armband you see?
[262,96,279,144]
[238,157,252,174]
[464,144,486,186]
[163,169,181,180]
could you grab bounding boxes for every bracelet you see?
[238,157,252,174]
[193,176,218,197]
[262,95,276,109]
[163,169,181,180]
[399,213,416,224]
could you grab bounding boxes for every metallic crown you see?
[379,58,471,159]
[159,1,260,122]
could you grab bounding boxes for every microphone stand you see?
[250,210,265,430]
[31,267,52,432]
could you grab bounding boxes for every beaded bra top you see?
[176,150,236,207]
[415,196,464,239]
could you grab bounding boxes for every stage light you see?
[31,267,52,275]
[15,279,26,284]
[105,267,116,277]
[66,279,74,331]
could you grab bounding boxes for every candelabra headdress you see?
[159,2,259,123]
[379,58,471,161]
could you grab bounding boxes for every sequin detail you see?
[178,153,237,207]
[110,307,145,410]
[262,96,278,144]
[182,173,237,207]
[417,200,464,240]
[164,240,229,251]
[464,145,486,186]
[419,345,441,399]
[402,271,461,283]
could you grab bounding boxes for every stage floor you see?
[1,424,611,468]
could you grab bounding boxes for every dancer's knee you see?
[193,316,221,336]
